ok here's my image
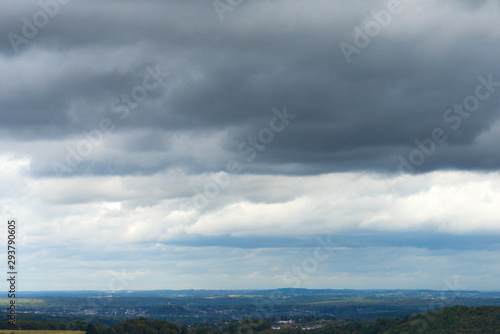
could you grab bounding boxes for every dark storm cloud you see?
[2,0,500,176]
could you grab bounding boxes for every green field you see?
[0,299,47,306]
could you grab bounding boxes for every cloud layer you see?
[1,0,500,290]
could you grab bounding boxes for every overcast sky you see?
[1,0,500,291]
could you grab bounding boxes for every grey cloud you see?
[2,1,500,176]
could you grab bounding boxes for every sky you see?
[1,0,500,291]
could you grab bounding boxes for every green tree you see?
[86,323,99,334]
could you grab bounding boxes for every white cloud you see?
[1,150,499,290]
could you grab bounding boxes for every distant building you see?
[301,325,325,330]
